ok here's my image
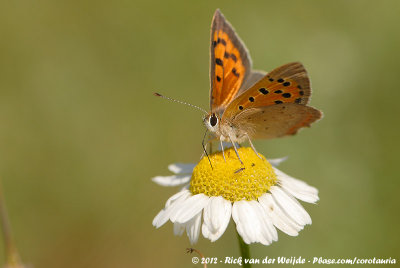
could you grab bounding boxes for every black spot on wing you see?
[216,58,223,66]
[232,68,240,77]
[218,38,227,46]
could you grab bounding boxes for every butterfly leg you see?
[220,139,226,162]
[201,133,214,169]
[201,130,217,158]
[200,143,207,158]
[246,133,262,159]
[228,135,243,164]
[201,139,208,159]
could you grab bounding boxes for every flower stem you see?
[236,230,251,268]
[0,178,24,268]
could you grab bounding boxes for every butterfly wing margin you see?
[210,9,252,112]
[231,103,322,139]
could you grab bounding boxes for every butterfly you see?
[203,9,322,163]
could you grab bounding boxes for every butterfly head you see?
[204,112,220,133]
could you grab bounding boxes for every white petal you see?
[268,157,288,167]
[202,196,232,242]
[186,211,202,244]
[168,163,196,174]
[270,186,312,226]
[232,201,253,244]
[152,209,168,228]
[152,190,191,228]
[202,223,210,239]
[173,222,185,236]
[253,201,278,245]
[274,167,319,203]
[258,193,303,236]
[165,187,190,207]
[152,175,191,187]
[170,194,209,224]
[236,222,251,244]
[232,200,277,246]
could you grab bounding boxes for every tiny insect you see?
[156,9,322,163]
[234,167,246,174]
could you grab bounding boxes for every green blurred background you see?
[0,0,399,267]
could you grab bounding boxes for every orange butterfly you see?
[202,9,322,163]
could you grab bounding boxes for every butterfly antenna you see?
[202,129,213,170]
[153,93,207,113]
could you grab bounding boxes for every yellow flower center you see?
[190,147,277,202]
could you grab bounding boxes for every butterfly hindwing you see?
[222,62,311,119]
[232,103,322,139]
[210,9,252,113]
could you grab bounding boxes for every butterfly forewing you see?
[232,103,322,139]
[210,9,252,113]
[222,62,311,119]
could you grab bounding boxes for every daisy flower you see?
[152,147,318,245]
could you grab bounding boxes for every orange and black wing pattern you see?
[223,62,313,119]
[209,9,252,113]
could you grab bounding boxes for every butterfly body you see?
[204,9,322,159]
[204,112,248,143]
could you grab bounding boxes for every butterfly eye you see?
[210,114,218,127]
